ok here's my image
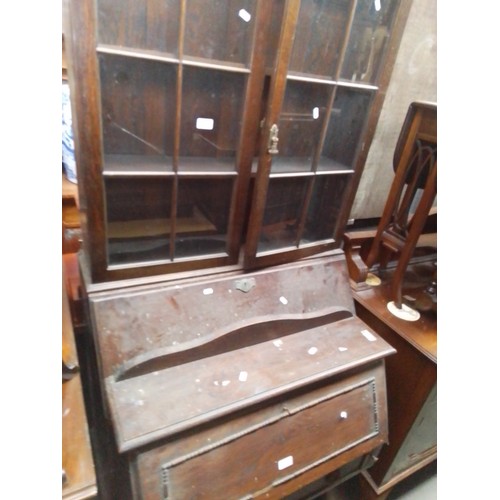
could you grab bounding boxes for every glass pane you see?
[257,178,309,253]
[340,0,398,84]
[180,67,246,171]
[105,177,173,265]
[99,54,176,172]
[320,87,372,170]
[174,178,233,258]
[288,0,351,78]
[274,80,331,173]
[96,0,180,54]
[184,0,257,66]
[301,174,351,243]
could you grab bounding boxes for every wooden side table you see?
[352,261,436,499]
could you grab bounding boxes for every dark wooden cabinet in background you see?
[64,0,413,498]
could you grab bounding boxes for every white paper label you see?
[238,8,252,22]
[374,0,381,12]
[308,347,318,355]
[196,117,214,130]
[361,329,377,342]
[279,296,288,305]
[312,106,319,119]
[278,455,294,470]
[203,288,214,295]
[239,371,248,382]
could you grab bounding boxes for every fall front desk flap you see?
[88,254,395,451]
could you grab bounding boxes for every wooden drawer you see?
[165,381,377,499]
[133,364,388,500]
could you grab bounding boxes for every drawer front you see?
[160,378,380,499]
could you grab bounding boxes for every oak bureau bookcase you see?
[64,0,412,498]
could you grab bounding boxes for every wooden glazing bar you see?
[170,0,187,260]
[310,86,338,173]
[294,176,316,247]
[244,0,301,265]
[335,0,358,82]
[226,0,275,259]
[169,176,178,262]
[263,0,301,129]
[174,0,186,173]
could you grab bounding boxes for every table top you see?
[352,261,437,363]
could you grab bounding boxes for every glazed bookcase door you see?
[244,0,402,268]
[69,0,270,282]
[67,0,409,282]
[97,0,261,270]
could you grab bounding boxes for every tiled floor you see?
[326,461,437,499]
